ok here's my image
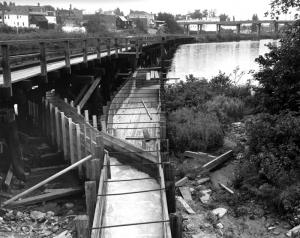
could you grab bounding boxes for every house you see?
[128,10,155,27]
[2,5,57,29]
[116,16,132,29]
[57,5,83,27]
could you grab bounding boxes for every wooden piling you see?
[1,44,12,96]
[39,42,48,83]
[74,215,90,238]
[85,181,97,229]
[170,213,183,238]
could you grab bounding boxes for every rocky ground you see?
[173,122,298,238]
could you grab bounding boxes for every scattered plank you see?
[7,187,83,208]
[31,164,68,173]
[175,177,188,187]
[176,196,195,214]
[184,151,216,163]
[219,183,234,195]
[179,186,193,201]
[141,99,152,120]
[78,78,101,109]
[202,150,233,171]
[4,165,13,188]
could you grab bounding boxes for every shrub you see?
[238,112,300,187]
[205,95,245,124]
[167,107,224,153]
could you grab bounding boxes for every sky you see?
[15,0,296,20]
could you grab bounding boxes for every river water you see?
[167,39,279,85]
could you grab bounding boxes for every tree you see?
[157,12,183,34]
[219,13,229,21]
[202,9,209,19]
[85,15,108,34]
[254,20,300,113]
[209,9,217,18]
[190,9,203,19]
[251,14,259,32]
[267,0,300,18]
[113,7,124,16]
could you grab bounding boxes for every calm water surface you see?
[167,39,279,84]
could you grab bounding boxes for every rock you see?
[200,189,212,204]
[212,208,227,218]
[190,188,195,193]
[268,226,276,231]
[46,211,55,218]
[66,210,74,216]
[30,211,46,222]
[197,177,210,185]
[272,230,281,236]
[216,223,224,229]
[52,225,60,233]
[192,232,217,238]
[287,225,300,237]
[64,203,74,209]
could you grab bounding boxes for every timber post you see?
[74,215,90,238]
[64,40,71,74]
[1,44,12,96]
[39,42,48,84]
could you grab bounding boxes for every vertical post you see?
[100,115,106,133]
[107,156,111,179]
[90,159,101,186]
[74,215,89,238]
[84,181,97,228]
[274,21,279,34]
[69,118,75,164]
[83,39,88,64]
[164,163,176,213]
[84,110,89,123]
[1,44,12,96]
[64,40,71,74]
[114,38,119,58]
[119,38,123,52]
[257,23,261,37]
[92,115,97,129]
[97,38,101,61]
[76,124,83,178]
[49,103,55,146]
[55,107,61,149]
[125,38,129,51]
[187,24,190,35]
[236,24,241,35]
[170,213,183,238]
[106,38,111,59]
[96,135,104,169]
[134,39,139,70]
[61,112,67,161]
[77,105,81,115]
[40,42,48,83]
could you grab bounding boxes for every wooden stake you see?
[85,181,97,228]
[76,124,83,178]
[69,118,75,164]
[61,112,67,160]
[74,215,90,238]
[55,107,61,149]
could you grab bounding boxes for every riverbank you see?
[193,32,279,43]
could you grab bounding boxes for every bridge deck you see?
[101,70,169,237]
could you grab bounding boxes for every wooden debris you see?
[179,186,193,201]
[197,177,210,185]
[54,231,72,238]
[4,165,13,187]
[31,164,67,172]
[219,183,234,194]
[202,150,233,171]
[141,99,153,120]
[3,155,92,207]
[175,177,188,187]
[176,196,195,214]
[7,187,83,208]
[184,151,215,164]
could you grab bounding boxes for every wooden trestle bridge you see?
[0,35,194,238]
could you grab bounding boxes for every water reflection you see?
[167,39,279,85]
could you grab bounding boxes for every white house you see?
[128,10,155,27]
[3,10,30,28]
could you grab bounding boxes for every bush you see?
[205,95,245,124]
[238,112,300,187]
[167,107,224,153]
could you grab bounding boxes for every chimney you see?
[38,2,40,6]
[70,4,72,10]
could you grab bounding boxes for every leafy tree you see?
[190,9,203,19]
[251,14,259,32]
[113,7,124,16]
[157,12,183,34]
[85,15,108,33]
[135,18,147,33]
[202,9,209,19]
[254,20,300,113]
[267,0,300,18]
[219,13,230,21]
[209,9,217,18]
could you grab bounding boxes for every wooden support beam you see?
[40,42,48,83]
[69,118,75,164]
[7,187,83,208]
[64,40,71,74]
[61,112,67,160]
[170,213,183,238]
[76,124,83,178]
[83,39,88,64]
[1,44,12,95]
[85,181,97,228]
[96,38,101,61]
[55,107,61,149]
[78,78,101,109]
[3,155,92,207]
[74,83,91,106]
[92,115,97,129]
[75,215,90,238]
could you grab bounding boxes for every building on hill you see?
[56,5,83,27]
[1,4,57,29]
[128,10,155,27]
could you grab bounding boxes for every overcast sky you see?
[16,0,296,20]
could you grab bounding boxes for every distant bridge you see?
[177,19,295,35]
